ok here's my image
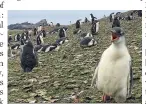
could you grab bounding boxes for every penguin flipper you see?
[127,60,133,98]
[91,66,99,88]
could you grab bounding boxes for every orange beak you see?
[111,33,119,42]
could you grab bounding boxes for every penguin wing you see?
[91,65,99,88]
[127,60,133,97]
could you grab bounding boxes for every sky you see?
[8,10,128,25]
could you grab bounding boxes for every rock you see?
[35,89,47,96]
[28,78,37,83]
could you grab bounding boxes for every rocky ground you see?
[8,11,142,103]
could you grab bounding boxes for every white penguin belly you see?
[97,47,130,96]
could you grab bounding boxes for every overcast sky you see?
[8,10,127,25]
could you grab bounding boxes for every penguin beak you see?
[111,32,119,42]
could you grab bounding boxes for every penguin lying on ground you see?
[20,40,38,72]
[11,43,20,50]
[55,37,69,45]
[91,27,133,103]
[80,37,97,47]
[73,29,82,34]
[41,43,60,52]
[79,33,93,40]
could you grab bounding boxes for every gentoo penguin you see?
[80,37,97,47]
[41,43,60,52]
[73,29,82,34]
[91,27,133,103]
[55,37,69,45]
[58,28,67,38]
[36,33,44,45]
[90,13,97,24]
[34,33,44,52]
[84,17,89,23]
[38,25,42,32]
[112,17,120,28]
[76,19,81,29]
[34,28,37,36]
[8,35,13,43]
[20,40,38,72]
[50,22,54,27]
[41,30,46,37]
[14,34,21,42]
[56,23,60,27]
[80,33,93,40]
[109,12,114,22]
[11,43,20,50]
[138,10,142,17]
[91,20,99,35]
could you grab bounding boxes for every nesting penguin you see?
[11,43,20,50]
[20,40,38,72]
[80,37,97,47]
[55,37,69,45]
[112,17,120,28]
[91,20,99,35]
[41,43,60,52]
[79,32,93,40]
[91,27,133,103]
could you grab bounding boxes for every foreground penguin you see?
[80,37,97,47]
[91,27,133,103]
[20,40,38,72]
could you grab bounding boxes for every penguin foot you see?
[102,94,111,103]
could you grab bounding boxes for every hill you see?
[8,11,142,103]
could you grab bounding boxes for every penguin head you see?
[25,40,33,48]
[111,27,125,44]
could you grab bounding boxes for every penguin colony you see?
[8,10,141,103]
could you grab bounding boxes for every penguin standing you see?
[91,20,99,35]
[138,10,142,17]
[91,27,133,103]
[14,34,21,42]
[112,17,120,28]
[20,40,38,72]
[58,28,67,38]
[76,19,81,29]
[8,35,13,43]
[34,28,37,36]
[109,13,114,22]
[90,13,97,24]
[34,33,44,52]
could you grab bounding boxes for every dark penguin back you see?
[21,41,37,72]
[80,37,92,46]
[76,20,80,29]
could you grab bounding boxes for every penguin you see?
[112,17,120,28]
[91,27,133,103]
[14,34,21,42]
[34,33,44,52]
[41,43,60,52]
[91,20,99,35]
[50,22,54,27]
[80,37,97,47]
[109,12,114,22]
[76,19,81,29]
[34,28,37,36]
[55,37,69,45]
[138,10,142,17]
[11,43,20,50]
[8,46,14,58]
[58,28,67,38]
[20,40,38,72]
[56,23,60,27]
[73,29,82,34]
[41,29,46,37]
[8,35,13,43]
[80,33,93,40]
[84,17,89,23]
[90,13,97,24]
